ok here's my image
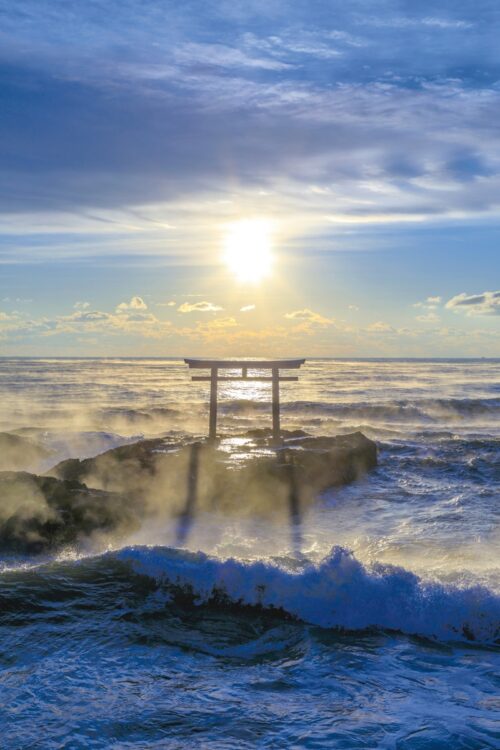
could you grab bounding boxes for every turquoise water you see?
[0,359,498,748]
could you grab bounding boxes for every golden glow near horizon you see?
[223,218,273,283]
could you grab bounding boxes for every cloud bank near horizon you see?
[1,290,499,357]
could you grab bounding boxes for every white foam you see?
[115,545,500,644]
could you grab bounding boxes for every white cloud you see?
[240,304,256,312]
[66,311,110,323]
[365,321,395,333]
[201,316,238,331]
[284,308,332,325]
[0,311,17,322]
[348,304,359,311]
[361,16,472,30]
[51,307,172,339]
[413,296,442,322]
[180,316,238,341]
[178,301,223,313]
[116,296,148,311]
[244,31,342,61]
[413,295,442,310]
[73,301,90,310]
[445,290,500,316]
[174,42,293,71]
[416,312,440,323]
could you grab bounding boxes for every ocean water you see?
[0,358,498,749]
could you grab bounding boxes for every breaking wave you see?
[115,545,500,645]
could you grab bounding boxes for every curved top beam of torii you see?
[184,358,305,369]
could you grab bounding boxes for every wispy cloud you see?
[50,308,172,339]
[360,16,473,30]
[446,291,500,316]
[240,304,256,312]
[243,31,343,60]
[365,321,395,333]
[0,311,19,323]
[413,296,442,321]
[416,312,440,323]
[284,309,332,325]
[177,301,223,313]
[174,41,293,71]
[181,316,238,341]
[116,296,148,311]
[0,1,497,228]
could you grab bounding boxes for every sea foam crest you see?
[116,545,500,644]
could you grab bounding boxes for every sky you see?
[0,0,499,357]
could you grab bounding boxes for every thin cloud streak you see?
[177,301,224,313]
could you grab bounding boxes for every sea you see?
[0,358,498,749]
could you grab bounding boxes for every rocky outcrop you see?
[47,430,377,516]
[47,436,176,492]
[0,431,377,554]
[0,471,137,554]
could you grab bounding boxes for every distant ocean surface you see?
[0,358,498,749]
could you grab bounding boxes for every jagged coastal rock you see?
[0,471,136,554]
[0,431,377,553]
[48,429,377,515]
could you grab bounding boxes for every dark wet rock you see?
[244,428,309,440]
[0,431,377,554]
[48,436,185,493]
[0,471,137,554]
[0,432,54,472]
[210,430,377,511]
[47,430,377,516]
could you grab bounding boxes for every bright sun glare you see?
[223,219,273,283]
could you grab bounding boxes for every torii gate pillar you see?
[209,367,218,440]
[272,367,280,442]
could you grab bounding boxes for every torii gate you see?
[184,359,306,443]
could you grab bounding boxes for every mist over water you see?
[0,358,498,748]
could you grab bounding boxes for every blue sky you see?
[0,0,499,356]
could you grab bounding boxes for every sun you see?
[223,218,273,283]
